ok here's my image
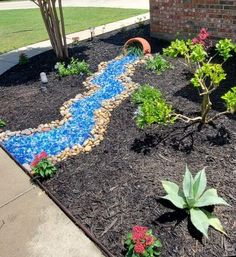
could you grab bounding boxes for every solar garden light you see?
[89,27,95,40]
[40,72,48,93]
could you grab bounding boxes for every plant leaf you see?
[202,210,227,235]
[193,168,206,199]
[195,188,230,207]
[183,165,194,199]
[190,208,209,238]
[162,193,185,209]
[162,181,180,194]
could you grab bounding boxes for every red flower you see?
[192,38,199,44]
[199,32,209,41]
[145,235,154,246]
[132,226,148,242]
[132,226,148,235]
[31,151,48,167]
[192,28,210,46]
[200,28,208,36]
[134,242,145,254]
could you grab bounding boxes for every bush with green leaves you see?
[222,87,236,114]
[132,84,175,128]
[32,158,57,178]
[161,165,230,238]
[0,119,6,128]
[56,57,90,77]
[162,32,236,124]
[146,54,173,75]
[19,52,29,65]
[31,151,57,178]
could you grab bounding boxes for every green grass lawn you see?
[0,7,147,53]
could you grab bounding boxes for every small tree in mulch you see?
[32,0,68,60]
[132,29,236,128]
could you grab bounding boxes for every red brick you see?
[150,0,236,42]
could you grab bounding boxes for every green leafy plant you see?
[136,29,236,126]
[19,52,29,65]
[146,54,173,75]
[56,57,90,77]
[126,42,143,57]
[32,159,57,178]
[132,84,175,128]
[31,151,57,178]
[125,225,162,257]
[221,87,236,114]
[215,39,236,61]
[0,119,6,128]
[161,165,230,238]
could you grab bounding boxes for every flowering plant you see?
[31,151,48,167]
[31,151,57,178]
[192,28,211,49]
[125,226,162,257]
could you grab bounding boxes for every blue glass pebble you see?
[2,54,138,164]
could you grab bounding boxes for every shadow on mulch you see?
[131,122,231,156]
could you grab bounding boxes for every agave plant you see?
[161,166,230,238]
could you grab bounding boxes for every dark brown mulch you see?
[0,25,151,131]
[43,55,236,255]
[1,25,236,257]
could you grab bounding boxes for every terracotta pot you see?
[124,37,151,55]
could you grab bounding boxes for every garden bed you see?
[1,25,236,257]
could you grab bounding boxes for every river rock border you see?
[0,55,150,165]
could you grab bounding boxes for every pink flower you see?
[200,28,208,35]
[132,226,148,235]
[192,28,210,47]
[198,40,206,46]
[192,38,199,44]
[31,151,48,167]
[145,235,155,246]
[199,32,209,40]
[132,226,148,242]
[134,242,145,254]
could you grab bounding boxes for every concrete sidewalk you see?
[0,147,105,257]
[0,0,149,10]
[0,13,149,75]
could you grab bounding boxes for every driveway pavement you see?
[0,0,149,10]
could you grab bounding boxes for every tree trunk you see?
[33,0,68,60]
[201,94,212,124]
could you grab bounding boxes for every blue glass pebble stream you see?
[2,54,138,165]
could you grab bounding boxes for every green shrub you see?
[19,52,29,65]
[221,87,236,114]
[56,57,90,77]
[0,119,6,128]
[162,165,230,238]
[32,158,57,178]
[146,54,173,75]
[215,39,236,61]
[132,84,175,128]
[140,30,236,125]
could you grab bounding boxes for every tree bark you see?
[201,94,212,124]
[33,0,68,60]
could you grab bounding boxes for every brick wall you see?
[150,0,236,42]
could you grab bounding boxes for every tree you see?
[32,0,68,59]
